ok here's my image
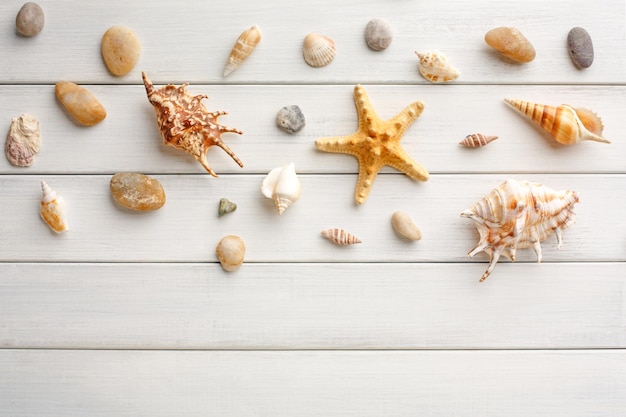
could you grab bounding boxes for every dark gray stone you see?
[567,27,594,69]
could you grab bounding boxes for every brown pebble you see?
[485,27,536,63]
[15,2,44,37]
[55,81,107,126]
[110,173,166,211]
[101,26,141,76]
[567,27,594,69]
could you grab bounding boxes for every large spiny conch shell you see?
[459,133,499,148]
[39,180,68,233]
[5,113,41,167]
[142,72,243,177]
[303,33,336,68]
[505,99,610,145]
[321,228,362,246]
[415,50,460,83]
[223,25,262,77]
[461,179,579,282]
[261,162,301,215]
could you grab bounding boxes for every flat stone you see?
[16,2,44,37]
[364,18,393,51]
[485,27,536,63]
[276,105,305,134]
[101,25,141,76]
[55,81,107,126]
[110,173,166,211]
[567,27,593,69]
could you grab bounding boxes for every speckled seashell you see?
[218,198,237,217]
[461,179,579,282]
[276,105,306,134]
[459,133,499,148]
[216,235,245,272]
[223,25,262,77]
[567,27,594,69]
[261,162,301,215]
[364,18,393,51]
[321,228,362,246]
[505,99,610,145]
[391,211,421,241]
[5,113,41,167]
[415,50,460,83]
[303,33,336,68]
[39,180,68,233]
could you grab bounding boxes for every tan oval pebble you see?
[110,172,166,211]
[391,211,422,241]
[16,2,44,37]
[485,27,535,63]
[101,25,141,76]
[55,81,106,126]
[216,235,246,272]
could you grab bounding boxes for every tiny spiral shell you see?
[459,133,499,148]
[39,180,69,233]
[223,25,262,77]
[321,228,362,245]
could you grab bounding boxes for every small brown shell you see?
[303,33,336,67]
[223,25,262,77]
[321,228,361,246]
[459,133,499,148]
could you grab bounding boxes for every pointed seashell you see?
[223,25,262,77]
[391,211,421,241]
[364,18,393,51]
[261,162,301,215]
[459,133,499,148]
[504,99,610,145]
[39,180,68,233]
[461,179,579,282]
[216,235,245,272]
[218,198,237,217]
[5,113,41,167]
[415,50,460,83]
[303,33,336,68]
[321,228,362,246]
[485,27,536,63]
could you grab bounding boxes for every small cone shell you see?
[321,228,361,246]
[459,133,499,148]
[303,33,336,67]
[415,51,460,83]
[39,180,68,233]
[223,25,262,77]
[505,99,610,145]
[261,162,301,215]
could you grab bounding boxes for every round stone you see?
[101,25,141,76]
[15,2,44,37]
[216,235,246,272]
[485,27,536,63]
[364,18,393,51]
[110,173,166,211]
[55,81,107,126]
[567,27,594,69]
[276,105,306,134]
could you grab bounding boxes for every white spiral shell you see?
[39,180,69,233]
[261,162,301,215]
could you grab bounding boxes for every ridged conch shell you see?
[461,179,579,282]
[39,180,69,233]
[459,133,499,148]
[261,162,301,215]
[5,113,41,167]
[415,50,460,83]
[505,99,610,145]
[303,33,336,68]
[223,25,262,77]
[321,228,362,246]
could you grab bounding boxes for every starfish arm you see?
[389,101,425,137]
[315,134,363,155]
[354,157,384,205]
[353,85,379,132]
[385,150,429,182]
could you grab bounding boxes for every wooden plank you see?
[0,85,623,175]
[0,263,624,349]
[1,349,625,417]
[0,174,623,262]
[0,1,623,84]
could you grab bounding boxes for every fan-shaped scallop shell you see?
[415,50,460,83]
[5,113,41,167]
[223,25,262,77]
[459,133,499,148]
[461,179,579,282]
[261,162,301,215]
[505,99,610,145]
[321,228,362,246]
[303,33,336,68]
[39,180,69,233]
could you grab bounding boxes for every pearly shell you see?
[505,99,610,145]
[142,72,244,177]
[218,198,237,217]
[461,179,579,282]
[216,235,245,272]
[39,180,68,233]
[5,113,41,167]
[321,228,362,246]
[303,33,336,68]
[261,162,301,215]
[459,133,499,148]
[223,25,262,77]
[415,51,460,83]
[391,211,421,241]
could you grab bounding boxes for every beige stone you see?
[110,173,166,211]
[485,27,535,63]
[16,2,44,37]
[55,81,106,126]
[101,26,141,76]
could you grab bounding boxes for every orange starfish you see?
[315,85,429,204]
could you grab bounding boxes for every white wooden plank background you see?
[1,0,625,416]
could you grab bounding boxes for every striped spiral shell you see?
[223,25,262,77]
[321,228,362,246]
[459,133,498,148]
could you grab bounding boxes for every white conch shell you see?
[303,33,336,67]
[321,228,362,245]
[39,180,69,233]
[415,50,460,83]
[504,99,610,145]
[5,113,41,167]
[223,25,262,77]
[461,179,579,282]
[261,162,301,214]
